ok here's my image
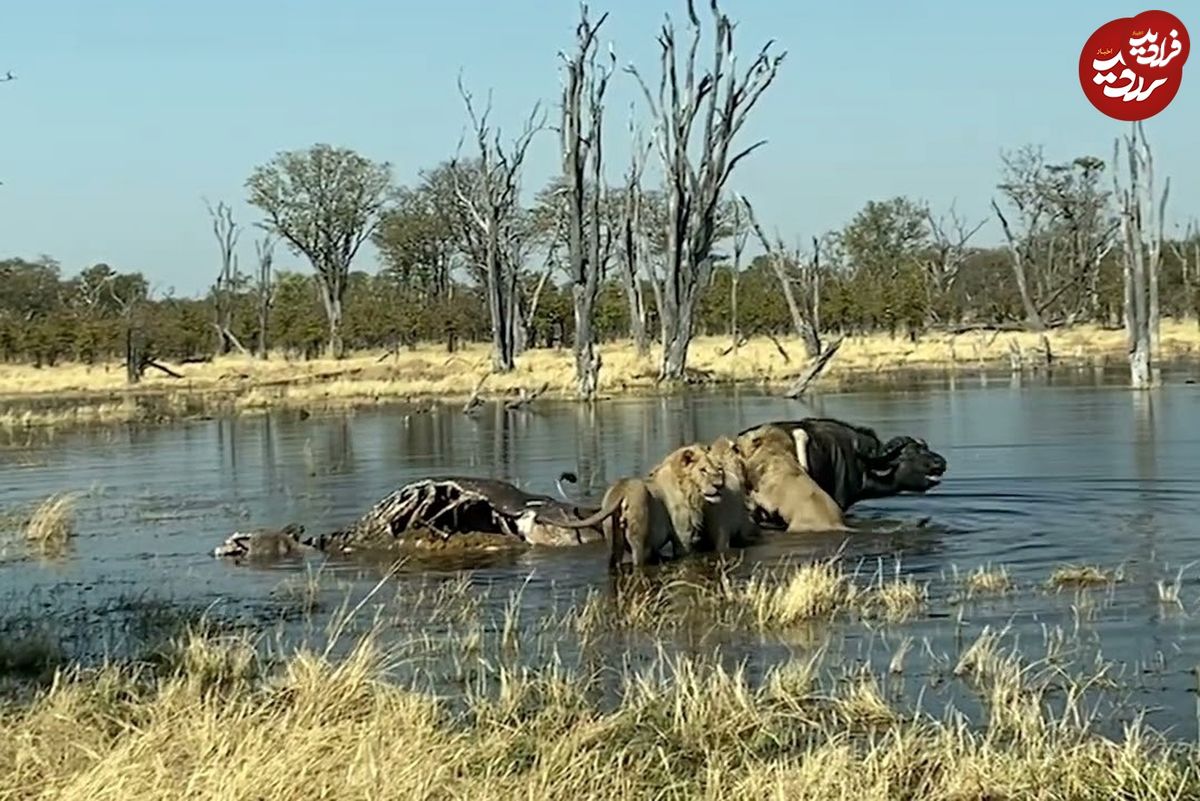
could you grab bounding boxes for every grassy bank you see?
[1,321,1197,429]
[0,555,1192,801]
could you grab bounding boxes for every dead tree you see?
[205,199,248,356]
[450,75,544,373]
[990,202,1045,331]
[619,116,652,357]
[105,278,182,383]
[923,202,985,321]
[739,194,821,357]
[559,4,615,399]
[1113,122,1169,389]
[626,0,785,381]
[1169,219,1198,319]
[106,280,144,384]
[254,232,277,360]
[728,194,749,356]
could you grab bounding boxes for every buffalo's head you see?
[865,436,947,496]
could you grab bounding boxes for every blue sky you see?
[1,0,1195,296]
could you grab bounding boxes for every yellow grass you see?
[0,557,1179,799]
[963,563,1016,597]
[20,492,79,558]
[742,557,859,627]
[1,617,1197,800]
[1047,564,1122,590]
[0,320,1196,428]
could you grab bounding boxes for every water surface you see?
[3,365,1199,734]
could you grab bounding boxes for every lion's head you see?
[653,443,725,505]
[708,434,748,491]
[734,424,796,464]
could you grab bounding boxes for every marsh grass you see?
[742,557,859,628]
[0,553,1192,799]
[1,603,1197,801]
[961,563,1016,598]
[20,492,80,558]
[1047,564,1123,591]
[2,321,1197,429]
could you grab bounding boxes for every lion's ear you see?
[680,448,696,465]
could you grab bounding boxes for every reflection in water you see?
[2,366,1199,732]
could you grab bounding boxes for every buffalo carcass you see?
[213,476,605,560]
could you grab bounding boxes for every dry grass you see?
[742,557,859,627]
[963,563,1016,597]
[1,320,1197,428]
[0,556,1191,799]
[19,492,79,558]
[0,617,1196,801]
[1047,564,1122,591]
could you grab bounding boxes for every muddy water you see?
[2,365,1200,733]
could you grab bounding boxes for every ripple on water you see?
[2,373,1199,733]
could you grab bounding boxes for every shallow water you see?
[3,364,1200,733]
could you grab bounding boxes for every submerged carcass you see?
[213,475,606,561]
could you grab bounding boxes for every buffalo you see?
[736,417,947,511]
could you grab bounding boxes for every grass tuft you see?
[964,563,1015,597]
[21,492,80,558]
[1047,564,1121,591]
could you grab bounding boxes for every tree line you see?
[2,4,1195,390]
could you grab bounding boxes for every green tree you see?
[246,143,393,359]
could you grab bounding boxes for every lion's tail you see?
[544,492,623,529]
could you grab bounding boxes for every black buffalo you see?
[736,417,947,511]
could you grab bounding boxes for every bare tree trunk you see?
[923,203,985,324]
[627,0,785,382]
[107,280,147,385]
[1169,220,1197,321]
[318,279,345,360]
[991,199,1046,331]
[205,200,242,356]
[561,5,613,399]
[621,120,652,357]
[506,245,525,361]
[1144,137,1168,358]
[523,244,557,348]
[451,77,543,374]
[254,234,276,360]
[741,194,820,357]
[1113,123,1167,389]
[808,235,823,341]
[729,203,745,356]
[485,230,514,370]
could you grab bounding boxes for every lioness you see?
[696,435,761,553]
[735,417,947,510]
[544,443,725,568]
[735,425,848,534]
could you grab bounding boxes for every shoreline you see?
[0,322,1196,430]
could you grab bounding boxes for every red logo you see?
[1079,10,1189,121]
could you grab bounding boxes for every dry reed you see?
[0,618,1195,801]
[20,492,79,558]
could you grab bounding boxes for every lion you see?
[540,443,725,568]
[694,435,761,553]
[735,417,947,510]
[734,425,849,534]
